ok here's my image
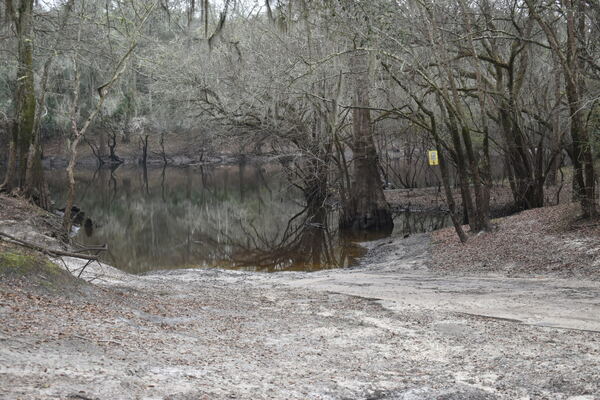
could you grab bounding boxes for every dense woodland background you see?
[1,0,600,242]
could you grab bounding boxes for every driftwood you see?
[0,231,99,261]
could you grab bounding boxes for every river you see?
[46,163,449,273]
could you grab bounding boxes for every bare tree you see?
[339,49,393,232]
[526,0,597,217]
[63,1,157,231]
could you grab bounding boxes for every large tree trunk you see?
[576,1,596,217]
[1,0,49,209]
[14,0,36,189]
[527,0,596,216]
[566,0,596,217]
[339,50,393,233]
[24,143,50,209]
[499,107,544,210]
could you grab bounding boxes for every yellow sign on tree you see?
[428,150,439,166]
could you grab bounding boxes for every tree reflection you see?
[45,164,447,273]
[198,204,364,272]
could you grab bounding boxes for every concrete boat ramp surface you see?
[1,233,600,399]
[277,235,600,333]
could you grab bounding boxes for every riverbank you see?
[1,195,600,399]
[431,202,600,280]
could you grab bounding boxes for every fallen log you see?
[0,231,99,261]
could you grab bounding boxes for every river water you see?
[46,164,449,273]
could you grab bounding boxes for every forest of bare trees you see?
[1,0,599,242]
[3,3,600,397]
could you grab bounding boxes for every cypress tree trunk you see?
[339,50,393,233]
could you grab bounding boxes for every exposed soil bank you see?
[1,196,600,399]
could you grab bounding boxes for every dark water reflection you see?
[46,164,449,273]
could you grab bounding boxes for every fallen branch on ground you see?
[0,231,99,261]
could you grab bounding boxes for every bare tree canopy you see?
[0,0,599,241]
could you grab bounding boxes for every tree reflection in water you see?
[207,203,366,271]
[46,164,449,273]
